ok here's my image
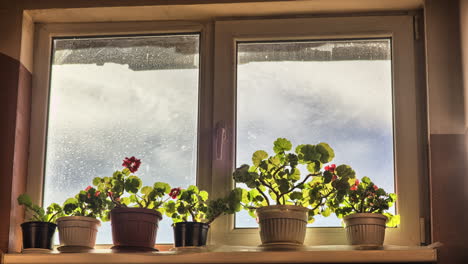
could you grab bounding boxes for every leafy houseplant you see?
[92,156,172,251]
[18,194,62,251]
[164,186,243,247]
[56,186,109,251]
[327,176,399,248]
[233,138,345,247]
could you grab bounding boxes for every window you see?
[235,39,395,228]
[29,16,423,247]
[43,34,199,244]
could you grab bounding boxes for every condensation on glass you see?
[44,34,200,244]
[235,39,395,228]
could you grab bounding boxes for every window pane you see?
[236,39,394,228]
[44,34,200,244]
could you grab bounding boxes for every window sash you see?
[211,16,424,246]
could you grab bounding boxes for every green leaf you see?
[154,182,171,193]
[361,176,371,184]
[141,186,153,195]
[17,194,33,207]
[322,207,331,217]
[199,190,209,201]
[252,150,269,166]
[92,177,102,186]
[289,191,303,201]
[289,168,301,181]
[316,142,335,163]
[273,138,292,154]
[125,176,142,193]
[307,161,321,173]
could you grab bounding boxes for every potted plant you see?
[56,185,110,252]
[17,194,63,252]
[327,176,399,249]
[163,185,243,248]
[93,156,172,251]
[233,138,342,247]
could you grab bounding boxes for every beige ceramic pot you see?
[343,213,387,249]
[56,216,101,248]
[256,205,308,246]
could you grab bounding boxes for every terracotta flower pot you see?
[343,213,387,249]
[56,216,101,249]
[256,205,308,247]
[110,207,162,250]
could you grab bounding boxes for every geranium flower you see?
[350,185,358,191]
[94,191,101,197]
[85,186,92,192]
[169,187,181,199]
[107,191,113,197]
[373,185,378,191]
[331,175,338,181]
[122,156,141,173]
[355,179,360,186]
[324,164,336,173]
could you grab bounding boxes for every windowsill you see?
[3,245,437,263]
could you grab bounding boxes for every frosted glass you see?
[43,35,199,244]
[235,39,395,228]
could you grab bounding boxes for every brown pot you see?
[110,207,162,250]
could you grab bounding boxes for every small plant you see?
[233,138,354,222]
[327,176,399,227]
[93,156,172,212]
[62,186,112,220]
[164,186,243,224]
[18,193,63,223]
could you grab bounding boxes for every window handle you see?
[215,121,228,160]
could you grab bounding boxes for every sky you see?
[43,38,394,244]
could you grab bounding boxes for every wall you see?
[424,0,468,263]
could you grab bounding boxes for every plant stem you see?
[256,187,270,206]
[278,173,319,200]
[258,178,281,204]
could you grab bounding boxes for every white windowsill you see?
[3,245,437,263]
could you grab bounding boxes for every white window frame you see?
[210,15,423,246]
[27,15,424,247]
[27,21,214,221]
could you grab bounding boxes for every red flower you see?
[373,185,378,191]
[85,186,92,192]
[331,175,338,181]
[169,187,181,199]
[94,191,101,197]
[107,191,113,197]
[122,156,141,173]
[355,179,360,186]
[350,185,358,191]
[87,193,91,198]
[324,164,336,173]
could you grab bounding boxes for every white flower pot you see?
[343,213,387,249]
[256,205,308,246]
[56,216,101,249]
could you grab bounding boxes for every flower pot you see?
[173,222,209,247]
[256,205,308,246]
[56,216,101,249]
[110,207,162,250]
[21,222,56,250]
[343,213,387,249]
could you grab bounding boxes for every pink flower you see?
[85,186,92,192]
[122,156,141,173]
[324,164,336,173]
[169,187,181,199]
[373,185,378,191]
